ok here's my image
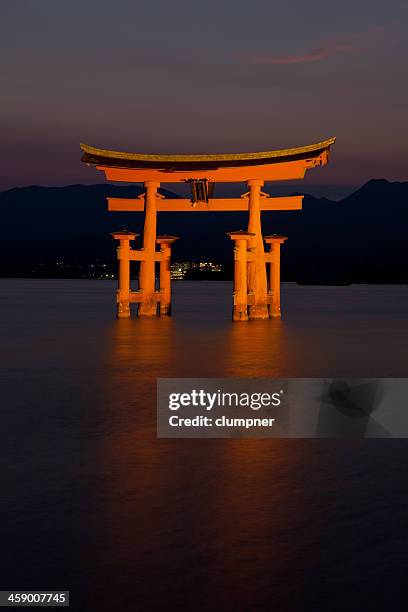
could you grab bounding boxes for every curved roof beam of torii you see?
[80,137,336,170]
[80,138,336,183]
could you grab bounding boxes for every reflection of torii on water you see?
[81,137,336,321]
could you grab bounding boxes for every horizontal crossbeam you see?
[128,290,166,303]
[98,157,322,182]
[117,249,166,262]
[108,195,303,212]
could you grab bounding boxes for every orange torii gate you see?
[80,137,335,320]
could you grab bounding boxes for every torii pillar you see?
[265,235,287,318]
[111,230,138,318]
[156,235,178,315]
[139,181,159,316]
[227,231,254,321]
[247,179,269,320]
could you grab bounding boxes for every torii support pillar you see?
[112,231,138,318]
[264,235,287,318]
[227,231,254,321]
[139,181,160,316]
[247,179,269,320]
[156,235,178,315]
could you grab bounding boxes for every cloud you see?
[250,39,353,65]
[261,42,353,65]
[246,27,396,66]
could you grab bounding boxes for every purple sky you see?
[1,0,408,189]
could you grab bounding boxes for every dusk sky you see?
[1,0,408,189]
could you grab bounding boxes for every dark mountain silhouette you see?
[0,184,176,240]
[0,180,407,282]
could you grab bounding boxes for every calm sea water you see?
[1,280,408,611]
